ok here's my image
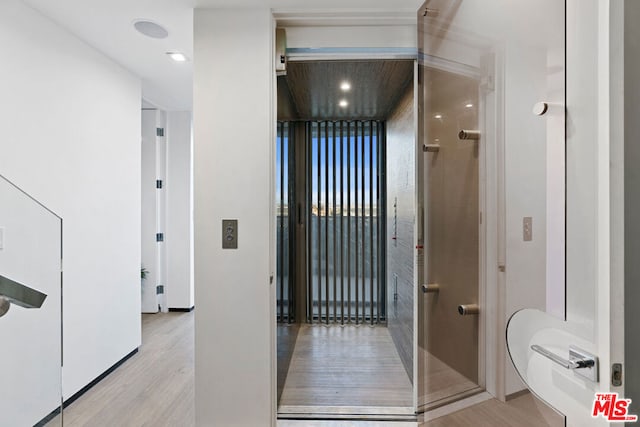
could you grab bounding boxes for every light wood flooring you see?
[51,312,563,427]
[49,312,195,426]
[278,324,414,415]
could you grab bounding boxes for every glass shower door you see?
[0,175,63,426]
[416,0,566,413]
[418,66,482,409]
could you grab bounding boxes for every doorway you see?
[275,59,415,420]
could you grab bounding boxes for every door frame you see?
[270,8,507,420]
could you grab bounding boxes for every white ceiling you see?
[23,0,196,111]
[21,0,422,111]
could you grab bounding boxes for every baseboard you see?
[169,306,194,312]
[505,389,530,401]
[65,347,139,407]
[35,347,139,426]
[34,406,61,427]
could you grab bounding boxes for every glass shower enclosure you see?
[416,0,565,413]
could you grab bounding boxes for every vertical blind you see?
[276,122,294,323]
[307,121,386,324]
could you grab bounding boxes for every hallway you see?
[53,312,195,426]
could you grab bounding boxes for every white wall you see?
[502,41,550,395]
[0,0,141,399]
[194,8,275,426]
[166,111,194,309]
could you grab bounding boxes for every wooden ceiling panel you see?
[284,60,414,121]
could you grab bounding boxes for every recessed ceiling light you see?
[133,20,169,39]
[465,103,474,108]
[167,52,188,62]
[340,81,351,91]
[434,114,442,119]
[339,99,348,108]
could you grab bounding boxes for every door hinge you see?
[156,285,164,295]
[156,233,164,242]
[156,128,165,137]
[156,179,163,189]
[612,363,623,387]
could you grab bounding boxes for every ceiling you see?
[19,0,561,113]
[21,0,421,112]
[23,0,196,111]
[281,60,414,121]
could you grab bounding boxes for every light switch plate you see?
[0,227,4,250]
[222,219,238,249]
[523,217,533,241]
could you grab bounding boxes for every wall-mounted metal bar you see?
[421,283,440,293]
[458,130,481,140]
[458,304,479,315]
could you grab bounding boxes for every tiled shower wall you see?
[386,82,415,381]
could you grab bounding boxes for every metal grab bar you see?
[530,344,598,381]
[421,283,440,293]
[458,130,481,140]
